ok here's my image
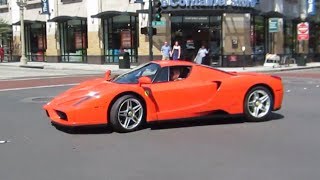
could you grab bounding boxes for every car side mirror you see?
[105,70,111,80]
[138,76,152,86]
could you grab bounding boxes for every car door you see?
[148,66,218,120]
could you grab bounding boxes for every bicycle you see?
[280,55,296,67]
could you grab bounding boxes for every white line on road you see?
[0,75,99,81]
[0,83,78,92]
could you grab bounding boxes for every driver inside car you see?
[170,67,183,81]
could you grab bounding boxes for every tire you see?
[110,95,145,133]
[244,86,273,122]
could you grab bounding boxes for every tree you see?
[0,19,11,37]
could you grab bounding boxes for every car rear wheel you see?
[244,86,273,122]
[110,95,145,133]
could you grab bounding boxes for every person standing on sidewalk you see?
[171,41,181,60]
[161,41,171,60]
[0,45,4,63]
[194,45,209,64]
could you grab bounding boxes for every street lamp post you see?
[242,46,246,70]
[16,0,28,65]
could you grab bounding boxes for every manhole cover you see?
[21,96,53,103]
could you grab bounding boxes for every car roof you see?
[151,60,195,67]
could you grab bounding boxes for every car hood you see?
[47,78,120,106]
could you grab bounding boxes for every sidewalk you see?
[1,61,320,78]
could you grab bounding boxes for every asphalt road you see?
[0,69,320,180]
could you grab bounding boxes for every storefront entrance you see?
[171,16,222,65]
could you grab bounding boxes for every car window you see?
[169,66,191,81]
[153,67,169,83]
[113,63,160,84]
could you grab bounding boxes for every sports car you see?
[43,60,283,132]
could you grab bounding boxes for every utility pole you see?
[16,0,28,65]
[148,0,153,60]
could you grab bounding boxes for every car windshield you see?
[113,63,161,84]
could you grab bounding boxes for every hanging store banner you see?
[41,0,50,15]
[297,22,309,41]
[121,31,132,49]
[307,0,316,16]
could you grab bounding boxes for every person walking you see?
[171,41,181,60]
[194,45,209,64]
[0,45,4,63]
[161,41,171,60]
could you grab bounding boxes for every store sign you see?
[183,16,208,22]
[41,0,50,14]
[161,0,257,8]
[297,22,309,41]
[268,18,279,33]
[307,0,316,15]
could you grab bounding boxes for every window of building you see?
[284,20,294,55]
[0,0,7,5]
[58,19,87,62]
[103,15,138,64]
[25,22,46,61]
[252,16,265,62]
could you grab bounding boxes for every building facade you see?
[0,0,319,66]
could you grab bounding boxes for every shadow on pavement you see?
[148,113,284,131]
[51,113,284,134]
[52,123,113,134]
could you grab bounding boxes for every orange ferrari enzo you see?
[43,60,283,132]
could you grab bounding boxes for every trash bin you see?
[118,52,130,69]
[295,53,307,66]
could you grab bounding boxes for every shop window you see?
[59,19,87,62]
[284,20,294,55]
[25,23,47,62]
[103,15,138,63]
[0,0,7,5]
[252,16,265,62]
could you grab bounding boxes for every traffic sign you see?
[269,18,279,33]
[297,22,309,41]
[152,21,165,26]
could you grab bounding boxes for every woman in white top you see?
[194,45,209,64]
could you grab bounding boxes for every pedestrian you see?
[194,45,209,64]
[170,41,181,60]
[0,45,4,63]
[161,41,171,60]
[184,39,196,62]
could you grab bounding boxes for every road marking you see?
[0,83,78,92]
[303,87,307,90]
[0,75,99,81]
[286,90,291,92]
[317,85,319,88]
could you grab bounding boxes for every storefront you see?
[49,16,87,63]
[160,0,259,66]
[92,11,138,64]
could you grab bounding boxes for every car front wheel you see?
[110,95,145,133]
[244,86,273,122]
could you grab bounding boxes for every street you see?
[0,68,320,180]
